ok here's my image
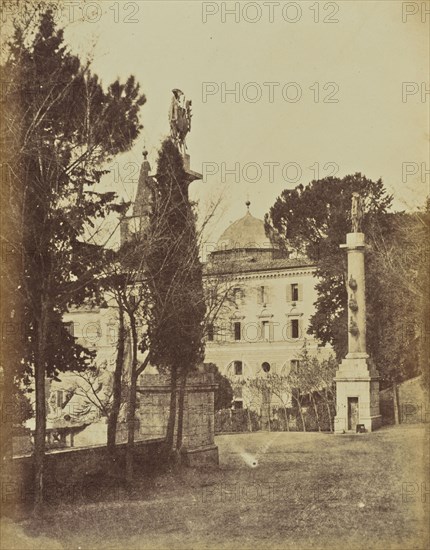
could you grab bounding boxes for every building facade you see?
[203,202,332,410]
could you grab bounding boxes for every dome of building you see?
[216,204,278,251]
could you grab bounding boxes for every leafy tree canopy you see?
[1,8,146,382]
[267,174,427,387]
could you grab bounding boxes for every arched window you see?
[234,322,242,341]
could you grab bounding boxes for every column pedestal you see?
[334,353,382,433]
[183,153,202,184]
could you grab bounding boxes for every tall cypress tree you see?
[0,9,146,506]
[144,138,205,455]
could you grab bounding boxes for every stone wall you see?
[137,372,219,466]
[3,438,165,508]
[380,376,429,424]
[12,374,218,462]
[6,372,218,507]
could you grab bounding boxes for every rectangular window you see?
[234,322,241,341]
[291,283,299,302]
[258,285,265,304]
[291,319,299,339]
[207,323,214,341]
[261,320,270,341]
[234,361,243,375]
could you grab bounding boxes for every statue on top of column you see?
[169,89,192,155]
[351,192,363,233]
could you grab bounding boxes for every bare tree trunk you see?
[325,401,333,432]
[283,405,290,432]
[311,394,321,432]
[125,369,138,483]
[393,381,400,424]
[294,393,306,432]
[125,319,138,484]
[165,366,178,453]
[298,405,306,432]
[324,389,333,432]
[1,364,14,461]
[292,390,306,432]
[299,405,306,432]
[34,303,48,512]
[107,301,125,455]
[175,367,188,454]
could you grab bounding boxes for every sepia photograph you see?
[0,1,429,548]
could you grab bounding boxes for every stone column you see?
[334,228,382,433]
[344,233,367,356]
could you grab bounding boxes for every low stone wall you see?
[3,438,165,507]
[137,372,219,466]
[4,372,218,507]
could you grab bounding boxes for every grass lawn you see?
[1,424,428,549]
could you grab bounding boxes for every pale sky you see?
[50,1,430,245]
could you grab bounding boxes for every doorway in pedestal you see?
[347,397,359,430]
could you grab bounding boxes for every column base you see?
[334,414,382,433]
[334,356,381,433]
[183,154,202,183]
[181,444,219,467]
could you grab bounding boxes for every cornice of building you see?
[203,265,316,281]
